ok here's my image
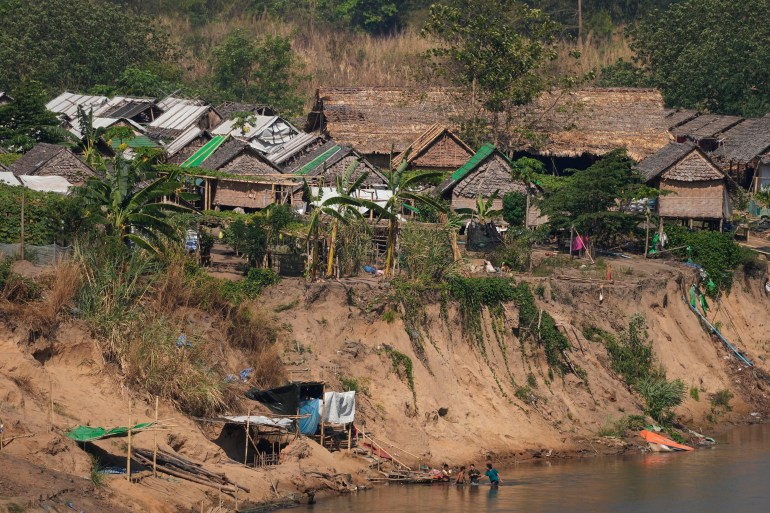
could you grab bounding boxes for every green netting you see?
[67,422,154,442]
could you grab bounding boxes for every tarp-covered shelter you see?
[212,115,300,153]
[638,142,730,223]
[246,382,324,417]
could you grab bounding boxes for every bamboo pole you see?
[244,410,251,465]
[347,423,352,451]
[569,225,574,260]
[153,396,159,477]
[127,399,132,482]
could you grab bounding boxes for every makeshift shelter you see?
[265,133,327,170]
[246,382,325,435]
[637,142,730,225]
[10,143,97,186]
[212,115,300,153]
[164,126,211,164]
[391,123,474,171]
[18,175,74,194]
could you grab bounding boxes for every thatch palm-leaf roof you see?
[391,123,474,170]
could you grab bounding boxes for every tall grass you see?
[164,12,635,111]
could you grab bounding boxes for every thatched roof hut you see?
[309,87,670,163]
[436,144,528,209]
[637,142,729,222]
[10,143,97,186]
[510,88,671,162]
[392,123,474,171]
[287,142,386,194]
[712,114,770,166]
[307,87,472,158]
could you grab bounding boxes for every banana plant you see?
[380,149,445,276]
[79,154,192,253]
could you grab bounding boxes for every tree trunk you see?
[385,218,397,277]
[326,219,339,278]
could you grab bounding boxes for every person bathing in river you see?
[455,466,466,485]
[485,463,500,486]
[468,464,481,485]
[441,463,452,481]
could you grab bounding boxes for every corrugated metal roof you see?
[164,126,205,156]
[150,101,210,131]
[68,117,145,139]
[212,116,299,152]
[266,133,323,165]
[46,92,109,120]
[94,96,156,119]
[181,136,227,168]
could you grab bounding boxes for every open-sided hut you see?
[637,142,730,225]
[10,143,97,186]
[391,123,474,172]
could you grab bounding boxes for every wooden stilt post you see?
[319,384,325,448]
[347,423,352,451]
[127,399,132,482]
[244,410,251,466]
[153,396,159,477]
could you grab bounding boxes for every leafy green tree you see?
[597,59,653,88]
[502,192,527,227]
[94,67,178,98]
[79,156,191,253]
[539,149,654,246]
[0,0,175,93]
[629,0,770,117]
[422,0,560,149]
[320,0,406,34]
[212,30,307,116]
[0,80,70,151]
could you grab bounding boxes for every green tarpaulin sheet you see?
[67,422,154,442]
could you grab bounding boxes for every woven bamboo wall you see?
[213,181,276,209]
[659,180,724,219]
[412,133,474,169]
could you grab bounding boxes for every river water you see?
[307,423,770,513]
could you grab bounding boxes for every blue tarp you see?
[299,399,321,435]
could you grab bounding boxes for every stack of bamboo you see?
[133,448,249,495]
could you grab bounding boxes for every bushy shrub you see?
[666,225,740,294]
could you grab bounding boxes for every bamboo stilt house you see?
[637,142,730,223]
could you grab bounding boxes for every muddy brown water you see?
[307,423,770,513]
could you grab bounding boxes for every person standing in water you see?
[485,463,500,486]
[455,466,466,485]
[468,464,481,484]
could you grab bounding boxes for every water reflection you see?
[308,424,770,513]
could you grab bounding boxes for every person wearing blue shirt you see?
[485,463,500,486]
